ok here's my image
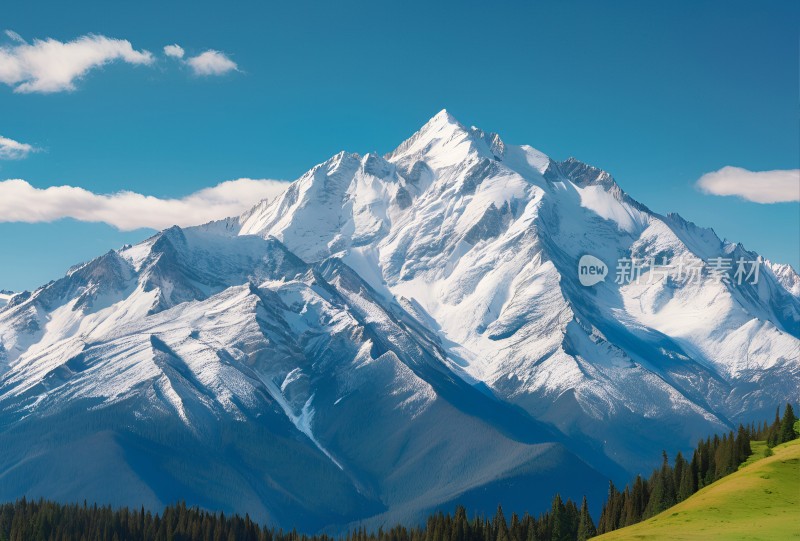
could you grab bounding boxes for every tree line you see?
[0,497,595,541]
[0,405,796,541]
[596,403,797,534]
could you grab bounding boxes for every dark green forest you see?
[0,405,796,541]
[596,403,797,534]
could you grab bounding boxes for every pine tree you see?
[677,461,693,502]
[576,497,595,541]
[457,506,469,541]
[630,475,646,524]
[695,439,708,488]
[736,424,751,463]
[705,437,717,485]
[714,433,731,478]
[643,451,675,518]
[597,480,622,534]
[767,407,781,447]
[493,506,508,541]
[672,451,686,494]
[620,486,634,528]
[779,404,798,444]
[509,512,521,541]
[549,494,569,541]
[524,523,537,541]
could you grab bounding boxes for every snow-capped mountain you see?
[0,291,13,309]
[0,111,797,530]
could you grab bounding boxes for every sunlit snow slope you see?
[0,111,797,531]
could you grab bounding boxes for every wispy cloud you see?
[163,44,185,59]
[185,50,238,76]
[4,30,25,44]
[0,178,288,230]
[0,135,37,159]
[0,33,154,93]
[696,166,800,204]
[0,32,242,93]
[163,44,238,76]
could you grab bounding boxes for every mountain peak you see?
[387,109,501,166]
[428,108,460,126]
[406,108,468,139]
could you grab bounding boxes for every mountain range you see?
[0,110,797,531]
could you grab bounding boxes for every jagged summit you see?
[418,108,464,133]
[236,110,657,266]
[387,109,487,165]
[240,111,632,233]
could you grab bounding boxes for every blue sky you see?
[0,0,798,291]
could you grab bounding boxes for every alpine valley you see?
[0,111,797,532]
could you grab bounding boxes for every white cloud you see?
[163,44,185,59]
[0,178,289,230]
[186,50,238,76]
[0,33,154,93]
[0,32,242,91]
[4,30,25,44]
[696,166,800,204]
[0,135,37,159]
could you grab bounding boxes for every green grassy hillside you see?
[593,436,800,540]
